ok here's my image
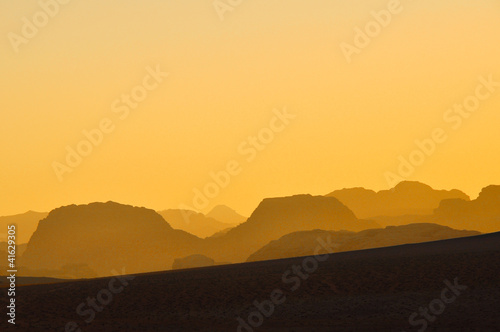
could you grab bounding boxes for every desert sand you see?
[2,232,499,331]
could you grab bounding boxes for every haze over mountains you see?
[327,181,469,218]
[206,205,247,225]
[365,185,500,233]
[0,211,47,243]
[157,209,238,238]
[4,182,500,279]
[433,185,500,233]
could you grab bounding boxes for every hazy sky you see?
[1,0,499,216]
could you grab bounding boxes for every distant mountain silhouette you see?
[206,205,246,225]
[433,185,500,233]
[247,223,480,262]
[158,209,235,238]
[369,185,500,233]
[326,181,469,218]
[203,194,379,263]
[21,202,203,278]
[0,211,47,243]
[172,254,215,270]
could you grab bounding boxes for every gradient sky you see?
[1,0,499,216]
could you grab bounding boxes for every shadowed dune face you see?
[246,223,480,262]
[202,194,379,263]
[9,232,500,331]
[327,181,470,219]
[434,185,500,233]
[158,209,236,238]
[21,202,203,278]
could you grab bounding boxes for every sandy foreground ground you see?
[1,232,499,331]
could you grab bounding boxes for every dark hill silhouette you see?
[247,223,480,262]
[367,214,433,227]
[203,194,379,263]
[326,181,469,218]
[246,229,354,262]
[21,202,203,278]
[206,227,233,239]
[172,254,215,270]
[0,276,65,286]
[433,185,500,233]
[338,223,480,252]
[0,211,47,244]
[206,205,246,225]
[158,209,235,238]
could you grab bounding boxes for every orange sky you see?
[1,0,499,216]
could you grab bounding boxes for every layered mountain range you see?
[157,209,239,238]
[326,181,469,218]
[6,182,500,279]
